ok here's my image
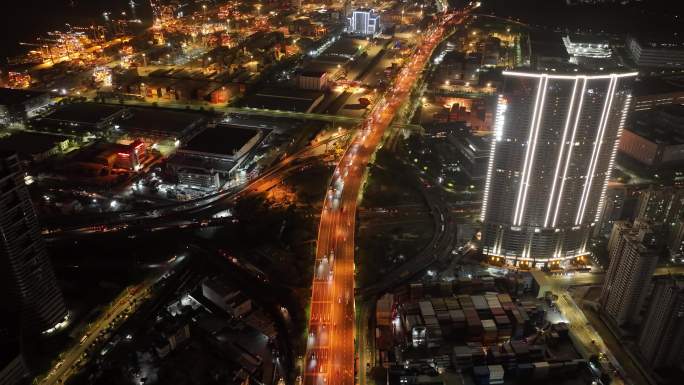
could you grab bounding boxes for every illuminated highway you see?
[304,12,460,385]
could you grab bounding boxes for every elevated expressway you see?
[304,11,465,385]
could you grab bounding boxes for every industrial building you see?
[114,107,207,145]
[480,69,637,267]
[68,139,147,175]
[0,87,51,125]
[202,278,253,319]
[0,151,67,334]
[241,87,325,113]
[297,70,329,91]
[167,124,262,189]
[0,131,72,164]
[35,102,128,136]
[562,34,611,59]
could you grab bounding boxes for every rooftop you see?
[300,69,328,77]
[632,76,684,96]
[628,105,684,145]
[183,125,259,157]
[117,107,205,135]
[0,131,69,157]
[43,103,124,124]
[0,87,48,105]
[242,87,324,112]
[324,37,364,58]
[530,31,569,61]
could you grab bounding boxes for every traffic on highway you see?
[304,9,464,385]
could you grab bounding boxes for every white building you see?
[627,37,684,69]
[348,9,380,36]
[562,35,611,59]
[480,70,637,267]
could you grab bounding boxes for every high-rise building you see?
[348,9,380,36]
[0,151,67,334]
[638,275,684,370]
[600,221,658,326]
[0,309,29,385]
[481,70,637,267]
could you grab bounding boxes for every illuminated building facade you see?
[480,70,637,267]
[0,152,67,334]
[348,10,380,36]
[562,35,611,59]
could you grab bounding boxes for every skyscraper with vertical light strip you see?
[480,70,637,267]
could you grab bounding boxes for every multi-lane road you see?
[40,280,154,385]
[304,11,461,385]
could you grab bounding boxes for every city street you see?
[40,280,156,385]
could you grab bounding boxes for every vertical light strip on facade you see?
[517,75,549,225]
[595,94,632,223]
[513,76,544,225]
[576,75,618,225]
[544,78,579,228]
[553,77,587,227]
[481,95,507,222]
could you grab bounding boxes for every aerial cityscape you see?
[0,1,683,385]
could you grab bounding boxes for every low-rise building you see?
[626,36,684,69]
[0,87,51,125]
[0,131,71,164]
[201,278,253,318]
[115,107,207,145]
[632,77,684,112]
[241,87,325,113]
[167,125,262,190]
[297,70,328,90]
[35,102,128,136]
[619,105,684,168]
[153,316,192,358]
[67,140,147,175]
